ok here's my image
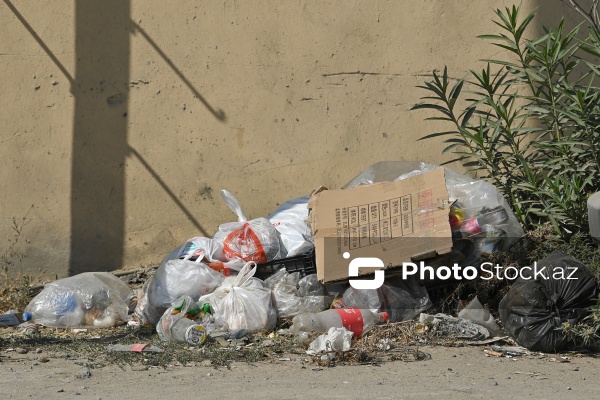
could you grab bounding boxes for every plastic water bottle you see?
[0,311,32,327]
[289,308,388,337]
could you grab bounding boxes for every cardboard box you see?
[308,167,453,283]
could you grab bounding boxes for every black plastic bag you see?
[499,251,599,352]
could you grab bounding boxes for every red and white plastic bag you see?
[213,190,282,265]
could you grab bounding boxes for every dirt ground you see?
[1,344,598,400]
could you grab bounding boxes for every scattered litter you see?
[0,311,32,327]
[490,345,529,356]
[419,313,490,340]
[484,349,503,357]
[306,327,353,356]
[228,329,249,339]
[457,296,500,336]
[106,344,165,353]
[466,336,509,346]
[549,357,570,363]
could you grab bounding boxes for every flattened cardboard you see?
[308,167,452,283]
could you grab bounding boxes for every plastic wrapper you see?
[306,327,353,356]
[200,262,277,333]
[339,277,431,322]
[499,252,599,352]
[268,196,314,258]
[419,313,490,340]
[25,272,132,328]
[343,161,524,254]
[213,189,282,265]
[134,258,225,325]
[458,296,500,336]
[264,269,331,317]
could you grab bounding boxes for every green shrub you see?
[412,4,600,239]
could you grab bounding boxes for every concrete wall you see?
[0,0,578,279]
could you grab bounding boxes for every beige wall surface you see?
[0,0,578,279]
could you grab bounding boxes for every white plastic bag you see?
[213,190,281,265]
[268,196,314,258]
[176,236,245,274]
[306,327,353,355]
[177,237,224,263]
[25,272,132,328]
[134,259,225,325]
[200,262,277,332]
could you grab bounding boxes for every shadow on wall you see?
[69,0,131,275]
[4,0,225,275]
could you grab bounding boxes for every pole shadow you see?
[69,0,131,274]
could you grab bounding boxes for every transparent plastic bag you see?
[264,270,330,318]
[200,262,277,332]
[343,161,524,253]
[25,272,132,328]
[268,196,314,258]
[340,276,431,322]
[134,258,224,325]
[298,274,326,297]
[156,296,198,343]
[213,190,281,265]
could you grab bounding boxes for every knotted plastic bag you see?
[499,252,599,352]
[200,262,277,332]
[213,190,281,265]
[25,272,132,328]
[135,258,224,325]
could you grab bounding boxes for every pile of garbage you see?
[3,161,599,358]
